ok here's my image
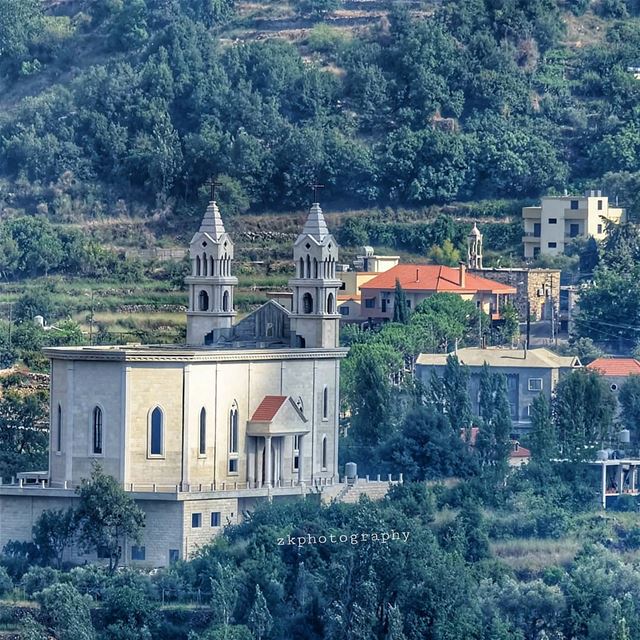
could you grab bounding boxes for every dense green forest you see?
[2,0,640,219]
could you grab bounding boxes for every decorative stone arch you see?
[306,255,311,279]
[327,292,335,314]
[299,257,305,278]
[321,435,328,470]
[303,293,313,314]
[222,290,230,312]
[313,258,318,279]
[195,255,201,276]
[198,290,209,311]
[202,252,208,276]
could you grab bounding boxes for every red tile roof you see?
[510,444,531,459]
[251,396,288,422]
[587,358,640,377]
[360,265,516,294]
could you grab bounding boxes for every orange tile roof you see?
[360,265,516,294]
[251,396,288,422]
[510,444,531,459]
[587,358,640,377]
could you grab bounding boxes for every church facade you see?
[0,200,347,567]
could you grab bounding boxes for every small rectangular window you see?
[597,224,603,234]
[192,513,202,528]
[548,242,557,248]
[211,512,221,527]
[598,200,603,210]
[169,549,180,564]
[569,223,579,238]
[131,546,146,561]
[339,306,350,316]
[548,218,557,224]
[228,458,238,474]
[365,298,376,309]
[570,200,579,209]
[528,378,543,391]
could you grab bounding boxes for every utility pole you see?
[526,299,531,352]
[478,305,482,348]
[550,273,555,345]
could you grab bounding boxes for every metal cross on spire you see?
[208,176,222,202]
[310,182,325,203]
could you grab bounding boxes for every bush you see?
[0,567,14,597]
[20,566,61,597]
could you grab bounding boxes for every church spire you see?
[301,202,330,240]
[198,200,227,240]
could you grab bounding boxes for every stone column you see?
[265,436,272,487]
[297,434,304,485]
[247,437,255,488]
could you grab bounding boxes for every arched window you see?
[321,436,328,470]
[306,255,311,278]
[150,407,163,456]
[56,404,62,453]
[92,406,103,455]
[199,408,206,456]
[198,290,209,311]
[222,290,230,312]
[210,256,214,276]
[303,293,313,314]
[229,402,238,454]
[327,293,335,314]
[322,385,329,420]
[202,253,208,276]
[299,258,304,278]
[195,255,201,276]
[313,258,318,279]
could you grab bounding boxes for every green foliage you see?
[75,464,145,574]
[553,369,617,460]
[428,239,461,266]
[20,566,61,597]
[36,583,95,640]
[247,585,272,640]
[0,566,13,597]
[619,375,640,440]
[32,508,76,569]
[392,279,409,324]
[528,393,555,461]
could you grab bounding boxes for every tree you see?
[3,218,63,278]
[32,508,76,569]
[0,0,42,63]
[428,239,461,266]
[248,585,272,640]
[497,302,519,345]
[75,464,145,574]
[441,355,472,433]
[553,369,616,460]
[619,376,640,440]
[102,584,158,640]
[385,604,407,640]
[476,365,512,469]
[528,393,555,461]
[36,583,95,640]
[393,279,410,324]
[210,562,239,628]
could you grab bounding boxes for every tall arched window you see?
[92,406,103,455]
[150,407,163,456]
[199,407,206,456]
[306,255,311,278]
[322,385,329,420]
[210,256,214,276]
[56,404,62,453]
[321,436,328,470]
[299,257,304,278]
[327,292,335,314]
[313,258,318,278]
[229,402,238,454]
[222,290,230,312]
[195,255,201,276]
[198,290,209,311]
[303,293,313,314]
[202,253,208,276]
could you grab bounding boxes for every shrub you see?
[20,566,61,597]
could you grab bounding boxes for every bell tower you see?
[467,222,483,270]
[289,199,341,349]
[185,194,237,346]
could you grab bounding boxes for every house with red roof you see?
[360,263,517,322]
[587,358,640,403]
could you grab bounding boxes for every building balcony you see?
[564,208,588,220]
[522,233,541,243]
[522,207,542,219]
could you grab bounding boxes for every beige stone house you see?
[0,200,347,567]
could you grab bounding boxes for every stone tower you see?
[289,202,341,348]
[185,200,238,346]
[467,222,483,270]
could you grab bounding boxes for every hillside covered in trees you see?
[2,0,640,222]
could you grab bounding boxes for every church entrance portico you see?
[246,395,310,487]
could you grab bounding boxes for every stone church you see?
[0,199,347,567]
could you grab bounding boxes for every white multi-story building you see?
[522,191,624,259]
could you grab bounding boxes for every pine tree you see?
[393,278,410,324]
[385,604,407,640]
[248,585,273,640]
[477,364,512,469]
[442,355,472,433]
